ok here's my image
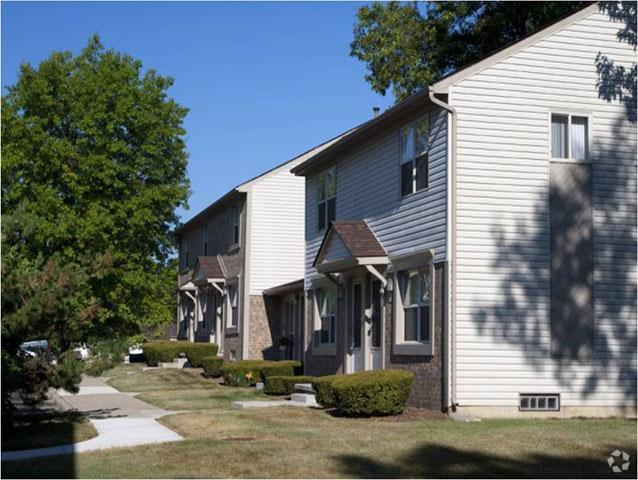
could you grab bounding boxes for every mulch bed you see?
[326,406,447,422]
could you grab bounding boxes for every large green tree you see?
[1,36,189,415]
[350,1,590,101]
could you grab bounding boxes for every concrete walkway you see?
[2,376,183,461]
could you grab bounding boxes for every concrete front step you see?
[159,358,188,369]
[294,383,314,394]
[290,393,318,407]
[231,400,310,410]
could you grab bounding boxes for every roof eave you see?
[292,92,432,176]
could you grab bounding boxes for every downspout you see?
[428,86,458,411]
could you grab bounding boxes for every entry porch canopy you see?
[180,255,227,297]
[313,220,388,284]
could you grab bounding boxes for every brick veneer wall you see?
[247,295,285,360]
[385,263,445,410]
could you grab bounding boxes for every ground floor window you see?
[392,258,434,356]
[398,268,431,342]
[314,285,336,346]
[227,283,238,328]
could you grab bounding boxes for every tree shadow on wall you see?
[334,443,637,479]
[473,5,637,404]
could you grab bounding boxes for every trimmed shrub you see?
[201,356,224,378]
[311,375,340,408]
[259,361,302,382]
[264,375,316,395]
[221,360,265,387]
[185,344,219,368]
[332,369,414,416]
[143,342,191,367]
[221,360,302,387]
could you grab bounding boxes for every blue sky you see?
[2,1,394,222]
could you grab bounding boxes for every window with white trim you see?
[314,285,336,346]
[551,114,589,161]
[231,205,241,246]
[227,283,238,328]
[398,268,431,342]
[317,167,336,231]
[400,116,429,197]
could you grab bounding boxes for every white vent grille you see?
[519,394,560,411]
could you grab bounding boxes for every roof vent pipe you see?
[372,106,380,118]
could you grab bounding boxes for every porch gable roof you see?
[313,220,388,273]
[192,255,226,285]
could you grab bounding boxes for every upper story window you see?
[317,166,336,231]
[314,285,336,346]
[551,114,590,162]
[400,116,429,197]
[231,204,241,246]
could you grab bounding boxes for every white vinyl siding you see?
[452,10,636,407]
[305,108,448,289]
[248,168,305,294]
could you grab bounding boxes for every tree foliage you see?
[596,1,637,122]
[350,1,590,101]
[1,35,189,414]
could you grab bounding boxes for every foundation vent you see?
[519,393,560,411]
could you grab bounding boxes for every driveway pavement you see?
[2,376,183,461]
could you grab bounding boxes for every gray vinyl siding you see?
[320,235,350,264]
[305,108,448,288]
[452,10,637,407]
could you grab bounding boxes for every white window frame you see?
[400,115,430,197]
[226,280,239,331]
[316,166,336,232]
[549,112,593,164]
[312,282,337,356]
[392,255,435,356]
[230,204,241,249]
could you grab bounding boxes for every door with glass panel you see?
[351,279,365,372]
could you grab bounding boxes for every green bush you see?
[143,341,191,367]
[201,356,224,378]
[84,338,129,376]
[221,360,302,387]
[185,343,219,368]
[332,369,414,416]
[259,360,302,382]
[264,375,316,395]
[311,375,339,408]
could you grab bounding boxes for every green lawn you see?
[3,365,636,479]
[1,412,97,452]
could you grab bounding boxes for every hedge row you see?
[220,360,302,387]
[142,342,218,367]
[264,375,316,395]
[201,356,224,378]
[312,369,414,416]
[185,344,219,367]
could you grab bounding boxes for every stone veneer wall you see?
[384,263,445,410]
